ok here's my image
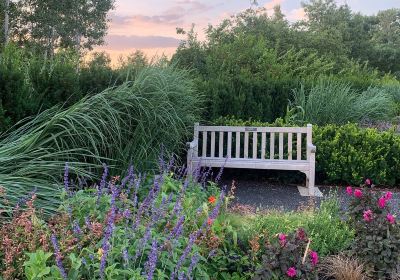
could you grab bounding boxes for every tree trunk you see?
[4,0,10,44]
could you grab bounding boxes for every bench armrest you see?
[186,140,197,149]
[307,143,316,153]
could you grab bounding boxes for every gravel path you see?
[222,179,400,215]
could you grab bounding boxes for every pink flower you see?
[385,192,393,200]
[354,189,363,198]
[346,186,353,196]
[278,233,287,247]
[387,213,395,224]
[286,267,297,278]
[365,178,371,186]
[363,210,373,222]
[378,196,387,209]
[310,251,319,266]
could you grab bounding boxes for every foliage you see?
[346,184,400,278]
[290,79,396,126]
[253,228,319,280]
[173,4,400,123]
[0,165,226,280]
[8,0,115,54]
[0,65,202,215]
[215,117,400,186]
[314,124,400,185]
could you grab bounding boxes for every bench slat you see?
[191,158,310,171]
[202,131,207,157]
[219,132,224,158]
[261,132,266,159]
[211,131,215,157]
[288,132,292,160]
[235,132,240,158]
[244,132,249,158]
[253,132,257,159]
[227,132,232,158]
[198,126,307,133]
[270,132,275,160]
[297,133,302,160]
[279,132,284,160]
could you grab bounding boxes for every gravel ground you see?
[222,178,400,215]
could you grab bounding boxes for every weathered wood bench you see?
[187,123,317,196]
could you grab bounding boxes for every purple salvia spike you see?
[51,234,67,280]
[145,239,158,280]
[215,158,228,184]
[64,163,69,194]
[96,163,108,204]
[99,182,118,279]
[187,253,200,280]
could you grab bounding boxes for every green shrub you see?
[315,123,400,185]
[215,117,400,186]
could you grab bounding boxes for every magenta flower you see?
[310,251,319,266]
[354,189,363,198]
[363,210,373,222]
[387,213,395,224]
[378,196,386,209]
[384,191,393,200]
[365,178,371,186]
[278,233,287,247]
[286,267,297,278]
[346,186,353,196]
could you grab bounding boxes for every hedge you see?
[214,117,400,186]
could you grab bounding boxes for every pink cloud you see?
[287,8,306,21]
[264,0,284,10]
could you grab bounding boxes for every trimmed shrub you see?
[315,124,400,185]
[214,117,400,186]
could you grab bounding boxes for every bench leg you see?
[303,171,315,196]
[308,170,315,196]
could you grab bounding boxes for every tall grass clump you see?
[0,65,202,215]
[290,79,395,125]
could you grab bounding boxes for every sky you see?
[94,0,400,63]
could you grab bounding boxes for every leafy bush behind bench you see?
[215,117,400,186]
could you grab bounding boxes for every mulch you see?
[221,178,400,215]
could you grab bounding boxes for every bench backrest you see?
[192,123,313,161]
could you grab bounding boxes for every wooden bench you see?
[187,123,318,196]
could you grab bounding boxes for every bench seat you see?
[187,123,317,196]
[190,158,311,171]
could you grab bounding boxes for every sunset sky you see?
[94,0,400,63]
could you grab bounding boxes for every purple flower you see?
[187,253,200,280]
[134,225,152,261]
[50,234,67,280]
[145,239,158,280]
[64,163,69,194]
[96,163,108,204]
[121,165,134,191]
[85,216,92,230]
[99,182,118,279]
[215,158,227,184]
[72,220,82,236]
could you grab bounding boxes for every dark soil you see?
[219,168,400,214]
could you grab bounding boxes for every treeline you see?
[172,0,400,122]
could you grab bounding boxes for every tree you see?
[10,0,114,56]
